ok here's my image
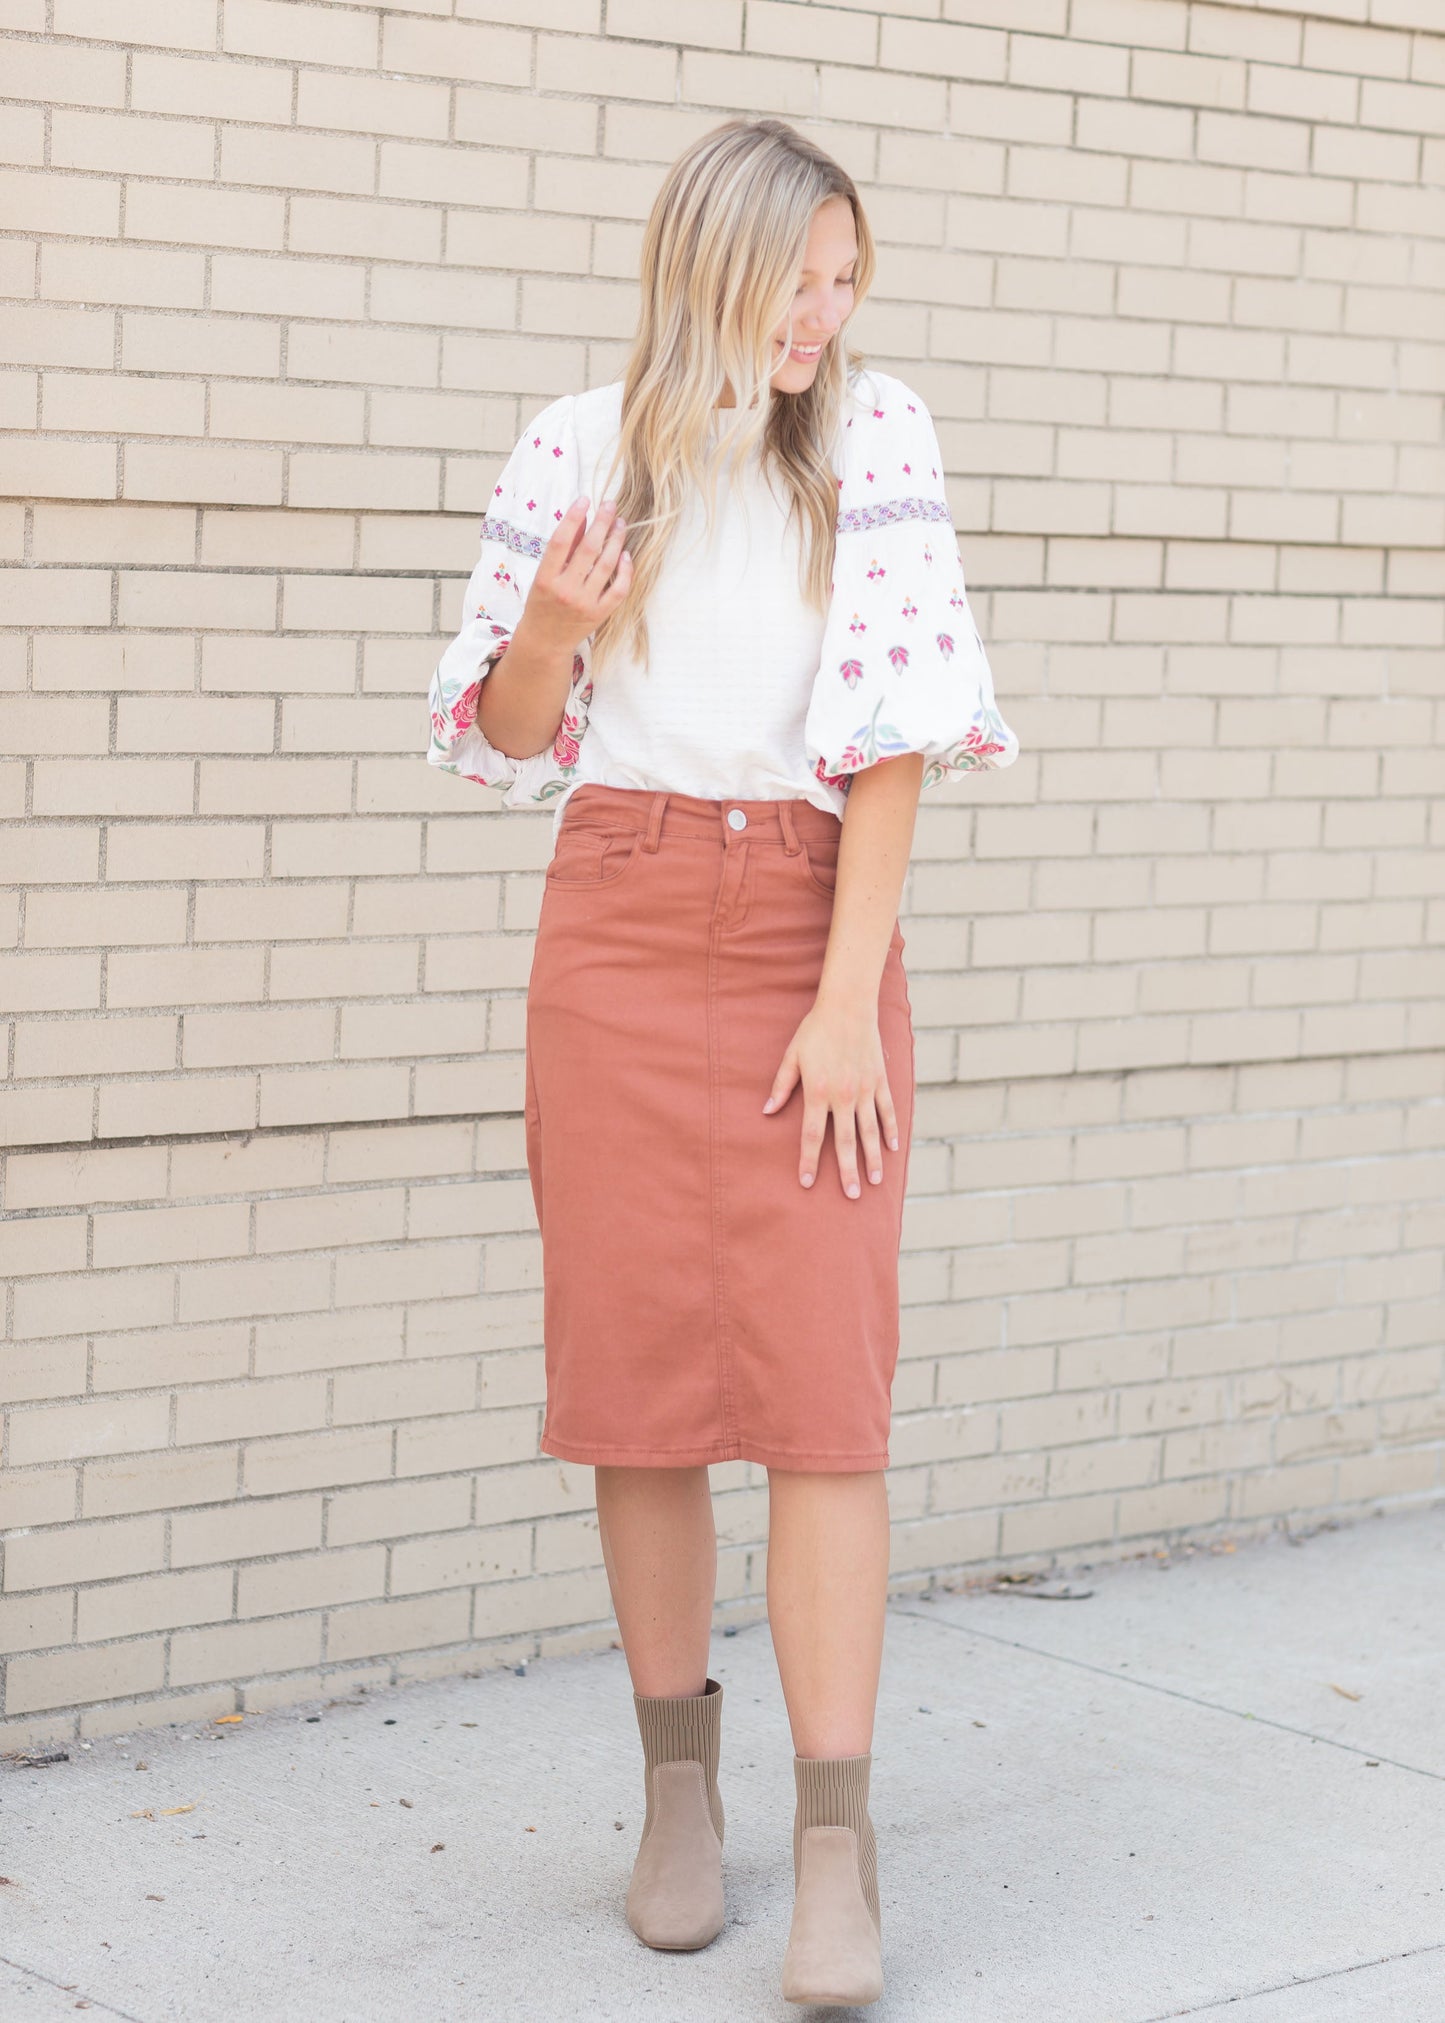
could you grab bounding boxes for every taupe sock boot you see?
[781,1752,883,2007]
[625,1677,726,1950]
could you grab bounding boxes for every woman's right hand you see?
[514,496,632,656]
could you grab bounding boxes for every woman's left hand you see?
[762,996,900,1198]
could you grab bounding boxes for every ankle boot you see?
[625,1677,726,1950]
[781,1752,883,2007]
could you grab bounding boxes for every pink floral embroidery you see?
[866,559,885,581]
[840,658,863,688]
[887,644,909,671]
[901,599,917,620]
[451,680,482,733]
[937,633,954,660]
[848,612,867,634]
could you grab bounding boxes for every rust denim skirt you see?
[524,782,915,1473]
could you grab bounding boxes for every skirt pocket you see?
[545,824,644,890]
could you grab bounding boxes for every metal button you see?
[726,808,748,830]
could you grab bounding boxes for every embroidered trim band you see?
[836,498,954,536]
[481,515,547,560]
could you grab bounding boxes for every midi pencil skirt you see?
[524,782,916,1473]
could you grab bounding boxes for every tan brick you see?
[747,0,875,61]
[170,1492,323,1567]
[0,1589,73,1660]
[0,302,115,370]
[258,1064,410,1129]
[237,1543,386,1618]
[124,180,287,254]
[4,1637,165,1716]
[14,1014,177,1081]
[91,1202,249,1269]
[287,197,443,267]
[7,1392,173,1468]
[0,568,111,630]
[209,380,366,447]
[0,1084,94,1152]
[325,1588,472,1662]
[43,239,203,309]
[23,882,189,942]
[0,41,128,110]
[176,1255,330,1326]
[31,502,193,567]
[224,0,379,67]
[91,1321,249,1397]
[381,14,530,85]
[169,1613,322,1688]
[0,1335,86,1399]
[0,1217,88,1280]
[379,141,528,210]
[98,1076,257,1141]
[107,946,266,1010]
[51,108,215,181]
[0,435,118,500]
[295,67,451,141]
[182,1006,334,1068]
[79,1566,235,1645]
[454,86,599,156]
[208,254,366,321]
[131,51,295,124]
[123,442,283,507]
[0,950,99,1007]
[535,31,676,101]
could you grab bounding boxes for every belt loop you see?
[643,790,668,853]
[779,801,803,856]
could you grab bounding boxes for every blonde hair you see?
[591,117,876,674]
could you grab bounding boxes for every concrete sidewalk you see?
[3,1503,1443,2023]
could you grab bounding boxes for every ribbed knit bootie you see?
[625,1676,726,1950]
[781,1752,883,2007]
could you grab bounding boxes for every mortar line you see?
[890,1604,1445,1784]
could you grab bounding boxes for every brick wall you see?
[1,0,1442,1747]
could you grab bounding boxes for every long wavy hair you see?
[590,118,877,675]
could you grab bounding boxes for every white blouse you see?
[429,368,1018,843]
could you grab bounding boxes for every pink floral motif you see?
[902,463,911,475]
[937,633,954,660]
[553,713,582,768]
[873,408,884,419]
[451,680,483,734]
[848,612,867,635]
[525,498,537,511]
[887,644,909,671]
[864,470,875,483]
[866,558,885,581]
[840,658,864,688]
[552,445,564,457]
[901,599,917,621]
[533,436,542,448]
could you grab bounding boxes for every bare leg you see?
[595,1463,718,1697]
[765,1469,890,1758]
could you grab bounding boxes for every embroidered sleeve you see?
[805,374,1019,794]
[427,392,589,807]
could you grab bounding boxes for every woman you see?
[429,117,1017,2007]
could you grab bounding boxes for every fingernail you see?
[870,1169,882,1184]
[889,1136,899,1150]
[801,1173,813,1188]
[847,1183,860,1199]
[762,1097,773,1112]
